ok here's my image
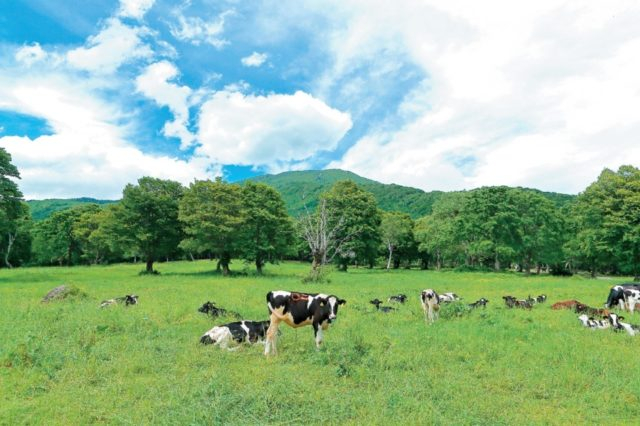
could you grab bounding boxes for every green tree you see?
[380,211,415,270]
[117,177,184,273]
[179,178,243,275]
[238,182,293,273]
[0,148,29,268]
[31,204,99,266]
[323,181,381,270]
[72,204,125,264]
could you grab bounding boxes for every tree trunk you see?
[494,252,500,271]
[4,233,15,269]
[146,259,154,273]
[536,264,541,275]
[256,258,263,274]
[386,244,393,271]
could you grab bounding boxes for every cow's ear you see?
[338,299,346,305]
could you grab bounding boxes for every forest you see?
[1,147,639,279]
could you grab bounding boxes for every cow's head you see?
[125,295,138,305]
[422,289,437,303]
[198,301,216,314]
[319,295,346,322]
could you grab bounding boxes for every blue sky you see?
[1,0,640,199]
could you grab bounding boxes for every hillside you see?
[248,169,575,218]
[27,198,117,221]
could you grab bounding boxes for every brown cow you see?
[551,300,580,310]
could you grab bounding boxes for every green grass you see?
[1,261,638,425]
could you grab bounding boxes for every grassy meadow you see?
[1,261,639,425]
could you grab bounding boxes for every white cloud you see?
[135,61,195,149]
[196,90,352,170]
[241,52,268,67]
[118,0,155,20]
[0,73,211,199]
[66,18,153,74]
[15,43,48,66]
[315,0,640,194]
[169,10,233,48]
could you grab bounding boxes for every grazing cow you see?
[370,299,396,313]
[577,314,610,330]
[198,301,241,319]
[200,320,271,350]
[421,289,440,323]
[468,298,489,309]
[623,289,640,315]
[100,294,138,308]
[536,294,547,303]
[514,299,533,310]
[551,300,580,310]
[388,294,408,304]
[606,313,640,336]
[604,283,640,309]
[503,296,517,308]
[264,291,346,356]
[438,292,460,303]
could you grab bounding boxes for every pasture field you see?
[1,261,639,425]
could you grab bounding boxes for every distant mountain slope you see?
[27,198,117,221]
[248,169,575,218]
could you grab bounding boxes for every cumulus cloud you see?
[135,61,195,149]
[15,43,48,66]
[169,10,232,48]
[241,52,268,67]
[66,18,153,74]
[0,71,210,199]
[317,0,640,193]
[196,90,352,170]
[118,0,155,20]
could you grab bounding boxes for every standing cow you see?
[604,283,640,311]
[264,291,346,356]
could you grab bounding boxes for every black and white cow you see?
[606,313,640,336]
[388,294,408,304]
[577,314,610,330]
[623,288,640,315]
[421,289,440,323]
[200,320,271,350]
[198,301,241,319]
[370,298,396,313]
[264,291,346,356]
[100,294,138,308]
[438,292,460,303]
[604,283,640,310]
[468,298,489,309]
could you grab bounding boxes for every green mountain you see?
[248,169,575,218]
[27,198,117,221]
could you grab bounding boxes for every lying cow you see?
[264,291,346,356]
[606,313,640,336]
[421,289,440,323]
[198,301,241,319]
[370,299,396,313]
[577,314,610,330]
[200,320,271,350]
[388,294,407,304]
[604,283,640,310]
[468,298,489,309]
[551,300,580,310]
[574,303,610,317]
[100,294,138,308]
[438,292,460,303]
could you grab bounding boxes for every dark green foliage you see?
[27,198,116,221]
[116,177,184,273]
[237,182,294,272]
[323,180,381,270]
[0,148,31,267]
[179,178,243,275]
[248,169,574,218]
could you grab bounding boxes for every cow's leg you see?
[313,322,324,349]
[427,304,434,323]
[265,316,280,356]
[630,298,637,315]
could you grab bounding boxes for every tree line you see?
[1,147,639,278]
